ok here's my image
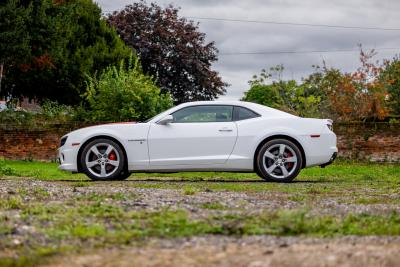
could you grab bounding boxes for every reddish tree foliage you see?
[33,53,56,70]
[108,1,227,103]
[326,49,390,121]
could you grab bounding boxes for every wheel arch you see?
[77,135,128,173]
[253,134,306,170]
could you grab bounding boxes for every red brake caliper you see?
[286,151,293,169]
[108,152,116,161]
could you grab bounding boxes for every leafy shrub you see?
[0,109,33,126]
[242,67,322,118]
[244,48,393,121]
[0,160,17,176]
[82,58,173,122]
[0,99,74,127]
[40,100,74,121]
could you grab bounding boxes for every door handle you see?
[219,129,233,132]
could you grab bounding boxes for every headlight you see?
[60,136,68,147]
[327,124,333,131]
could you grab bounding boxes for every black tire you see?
[80,138,126,181]
[115,170,131,181]
[255,139,303,183]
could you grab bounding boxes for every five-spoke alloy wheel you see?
[256,139,303,182]
[80,138,128,181]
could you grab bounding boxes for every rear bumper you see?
[320,152,337,168]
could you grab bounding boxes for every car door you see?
[148,105,238,166]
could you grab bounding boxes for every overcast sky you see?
[96,0,400,100]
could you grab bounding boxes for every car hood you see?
[64,122,146,139]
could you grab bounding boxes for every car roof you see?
[147,100,296,123]
[176,101,296,118]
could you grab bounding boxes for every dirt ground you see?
[47,236,400,267]
[1,177,400,267]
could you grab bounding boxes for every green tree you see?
[83,58,173,122]
[242,66,322,117]
[381,58,400,117]
[243,66,284,108]
[301,65,343,117]
[242,84,283,109]
[2,0,131,104]
[0,0,30,95]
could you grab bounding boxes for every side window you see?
[234,106,260,121]
[172,105,233,123]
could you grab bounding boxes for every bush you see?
[242,83,283,109]
[82,58,173,122]
[242,67,322,118]
[0,99,74,127]
[40,100,74,122]
[0,109,33,126]
[0,160,17,176]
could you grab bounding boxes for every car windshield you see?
[143,116,156,123]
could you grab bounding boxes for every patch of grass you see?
[0,215,13,235]
[287,195,308,202]
[21,203,63,221]
[4,160,87,180]
[109,192,128,201]
[208,210,400,236]
[6,208,399,267]
[3,159,400,186]
[0,246,73,267]
[201,202,228,210]
[70,223,107,239]
[130,210,218,238]
[0,196,24,210]
[70,181,92,187]
[16,202,400,243]
[354,196,400,205]
[0,160,18,176]
[31,187,50,199]
[182,186,199,195]
[74,202,125,220]
[2,160,400,266]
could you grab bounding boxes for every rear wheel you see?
[80,138,126,181]
[256,139,302,182]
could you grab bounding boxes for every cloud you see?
[96,0,400,99]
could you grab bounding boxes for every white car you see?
[59,101,337,182]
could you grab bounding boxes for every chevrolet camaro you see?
[58,101,337,182]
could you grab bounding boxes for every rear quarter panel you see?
[229,117,330,169]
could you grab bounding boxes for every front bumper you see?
[58,146,79,172]
[320,152,337,168]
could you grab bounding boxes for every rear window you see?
[234,106,260,121]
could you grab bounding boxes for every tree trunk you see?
[0,62,3,95]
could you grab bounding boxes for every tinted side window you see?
[172,105,233,123]
[234,106,259,121]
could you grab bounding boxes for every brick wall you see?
[334,123,400,162]
[0,123,84,161]
[0,122,399,162]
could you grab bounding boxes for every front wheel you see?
[80,138,126,181]
[256,139,303,182]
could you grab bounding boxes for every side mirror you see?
[157,115,174,125]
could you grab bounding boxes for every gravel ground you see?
[1,178,400,267]
[47,236,400,267]
[1,178,399,217]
